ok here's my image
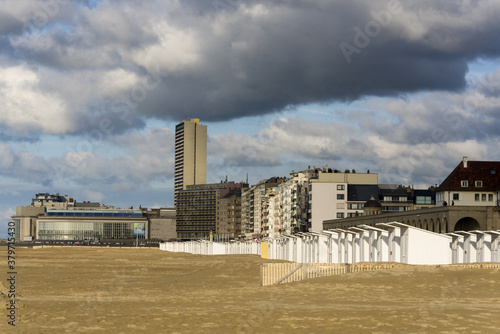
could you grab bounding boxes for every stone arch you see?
[443,218,448,233]
[436,218,441,234]
[454,217,480,232]
[412,220,416,228]
[429,219,434,232]
[423,219,428,231]
[418,220,422,229]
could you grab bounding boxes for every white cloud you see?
[110,126,175,153]
[0,65,73,135]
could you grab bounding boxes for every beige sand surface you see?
[1,247,500,333]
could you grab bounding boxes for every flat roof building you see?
[176,182,246,240]
[35,209,148,241]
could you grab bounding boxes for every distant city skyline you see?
[1,1,500,239]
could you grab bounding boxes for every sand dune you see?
[2,247,500,333]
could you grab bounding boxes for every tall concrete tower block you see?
[174,118,207,204]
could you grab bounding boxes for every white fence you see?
[159,240,261,256]
[260,262,407,286]
[260,263,347,286]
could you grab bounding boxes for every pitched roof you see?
[437,160,500,192]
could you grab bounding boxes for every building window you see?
[337,185,345,191]
[475,181,483,188]
[461,180,468,187]
[482,194,487,201]
[453,193,459,200]
[337,203,345,209]
[385,206,407,212]
[337,194,345,200]
[475,194,480,202]
[489,194,494,202]
[416,196,432,204]
[337,213,344,218]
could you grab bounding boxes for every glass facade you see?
[38,221,145,241]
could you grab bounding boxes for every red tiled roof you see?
[437,161,500,192]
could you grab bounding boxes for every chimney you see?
[463,156,468,168]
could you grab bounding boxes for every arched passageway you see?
[454,217,480,231]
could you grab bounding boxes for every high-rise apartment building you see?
[240,177,285,238]
[216,188,243,241]
[174,118,207,204]
[176,182,246,240]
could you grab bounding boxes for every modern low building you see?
[35,209,148,241]
[148,207,176,241]
[11,193,176,242]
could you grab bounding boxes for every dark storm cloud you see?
[130,0,500,122]
[2,0,500,134]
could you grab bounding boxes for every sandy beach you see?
[2,247,500,333]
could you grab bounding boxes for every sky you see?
[1,0,500,238]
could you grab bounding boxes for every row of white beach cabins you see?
[160,222,500,265]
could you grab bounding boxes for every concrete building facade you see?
[148,207,176,241]
[309,169,378,232]
[216,189,242,241]
[174,118,207,204]
[176,182,246,240]
[265,170,313,238]
[241,177,285,239]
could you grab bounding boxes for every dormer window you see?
[475,181,483,188]
[492,170,497,175]
[461,180,468,187]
